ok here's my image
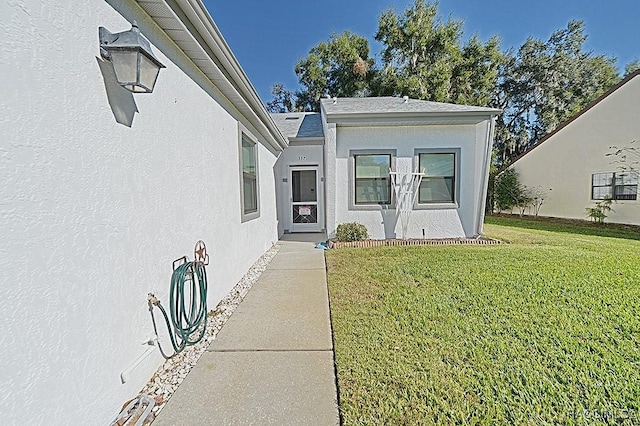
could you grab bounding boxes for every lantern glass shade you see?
[109,49,162,93]
[109,50,138,88]
[138,53,162,93]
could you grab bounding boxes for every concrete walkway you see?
[154,234,340,425]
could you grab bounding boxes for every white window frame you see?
[239,126,260,222]
[413,148,460,209]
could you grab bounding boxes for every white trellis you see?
[389,167,425,239]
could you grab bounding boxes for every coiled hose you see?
[148,261,208,359]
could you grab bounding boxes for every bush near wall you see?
[335,222,369,242]
[494,168,529,212]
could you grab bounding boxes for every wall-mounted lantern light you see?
[99,21,165,93]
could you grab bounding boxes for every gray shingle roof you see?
[270,113,324,139]
[321,96,500,115]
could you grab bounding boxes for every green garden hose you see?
[148,261,208,359]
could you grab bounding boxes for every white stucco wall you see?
[325,122,492,239]
[0,1,279,424]
[511,75,640,225]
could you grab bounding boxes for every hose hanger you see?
[172,239,210,271]
[148,240,210,359]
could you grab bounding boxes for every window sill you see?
[241,210,260,223]
[414,202,459,210]
[349,204,395,211]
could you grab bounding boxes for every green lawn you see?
[326,217,640,425]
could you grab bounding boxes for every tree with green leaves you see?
[374,0,501,107]
[266,83,301,113]
[293,31,375,111]
[267,0,626,173]
[272,1,501,112]
[493,168,529,213]
[267,31,374,112]
[624,60,640,76]
[493,20,620,166]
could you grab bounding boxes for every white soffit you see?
[136,0,288,151]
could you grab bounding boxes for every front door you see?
[290,166,322,232]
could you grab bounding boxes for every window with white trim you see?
[592,172,638,200]
[354,153,392,205]
[418,152,456,203]
[240,133,259,220]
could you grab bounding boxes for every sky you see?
[203,0,640,104]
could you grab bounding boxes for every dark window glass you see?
[242,136,258,214]
[354,154,391,205]
[418,153,455,203]
[592,172,637,201]
[292,170,317,202]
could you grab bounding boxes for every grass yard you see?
[326,216,640,425]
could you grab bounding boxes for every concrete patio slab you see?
[152,350,339,426]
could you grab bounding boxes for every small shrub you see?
[494,168,528,213]
[336,222,369,242]
[585,197,614,224]
[529,186,552,216]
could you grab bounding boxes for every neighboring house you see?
[273,97,500,239]
[509,70,640,225]
[1,1,498,425]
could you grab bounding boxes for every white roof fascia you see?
[288,137,325,145]
[324,111,501,126]
[139,0,288,152]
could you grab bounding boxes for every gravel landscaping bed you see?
[121,243,281,424]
